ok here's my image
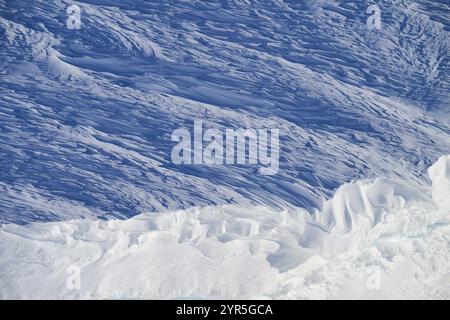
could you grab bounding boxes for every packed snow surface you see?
[0,0,449,299]
[0,156,449,299]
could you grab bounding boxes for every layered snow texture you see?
[1,0,449,224]
[0,155,449,299]
[0,0,449,300]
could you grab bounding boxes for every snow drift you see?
[1,0,449,300]
[0,155,448,299]
[1,0,449,224]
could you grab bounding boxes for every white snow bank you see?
[0,156,449,299]
[429,155,450,211]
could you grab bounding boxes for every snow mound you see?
[0,156,448,299]
[317,178,429,235]
[47,48,88,80]
[429,155,450,211]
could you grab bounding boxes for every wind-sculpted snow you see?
[0,156,448,299]
[1,0,449,224]
[0,0,449,300]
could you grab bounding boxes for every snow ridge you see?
[1,0,449,223]
[1,156,448,299]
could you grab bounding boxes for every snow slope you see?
[0,155,448,299]
[0,0,449,299]
[1,0,449,224]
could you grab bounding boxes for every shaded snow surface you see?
[0,0,449,299]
